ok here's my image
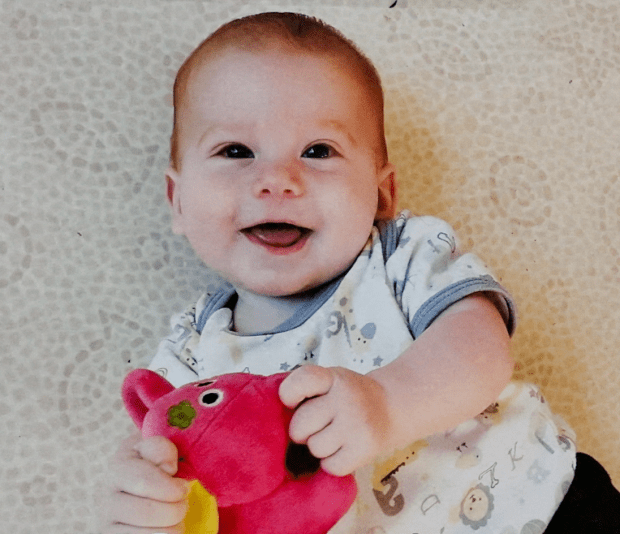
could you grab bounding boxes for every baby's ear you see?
[375,163,398,222]
[165,167,184,235]
[122,369,175,428]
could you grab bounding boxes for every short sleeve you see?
[380,212,516,339]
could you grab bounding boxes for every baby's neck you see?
[232,288,312,335]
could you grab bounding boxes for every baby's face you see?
[167,47,394,297]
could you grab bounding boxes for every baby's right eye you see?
[216,144,254,159]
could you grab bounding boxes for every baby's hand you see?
[279,366,392,477]
[100,432,191,533]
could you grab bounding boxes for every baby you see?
[102,12,619,534]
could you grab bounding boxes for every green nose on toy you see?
[168,400,197,429]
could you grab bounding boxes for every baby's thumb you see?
[134,435,179,475]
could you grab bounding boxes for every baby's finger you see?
[279,365,333,409]
[109,453,191,503]
[106,491,188,529]
[112,431,144,466]
[306,421,342,460]
[319,446,358,478]
[119,431,143,452]
[288,394,334,443]
[134,435,180,475]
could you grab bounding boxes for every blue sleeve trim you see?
[410,275,517,338]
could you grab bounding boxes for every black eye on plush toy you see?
[199,390,224,407]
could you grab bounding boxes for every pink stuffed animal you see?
[122,369,357,534]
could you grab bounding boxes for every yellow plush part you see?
[184,481,218,534]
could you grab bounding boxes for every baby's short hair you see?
[170,12,387,170]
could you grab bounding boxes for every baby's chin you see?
[236,281,323,299]
[216,256,356,299]
[230,272,337,299]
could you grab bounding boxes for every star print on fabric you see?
[280,362,291,371]
[373,356,383,367]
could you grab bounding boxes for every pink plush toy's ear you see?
[122,369,175,428]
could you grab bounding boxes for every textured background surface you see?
[1,0,618,532]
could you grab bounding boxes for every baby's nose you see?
[253,162,304,199]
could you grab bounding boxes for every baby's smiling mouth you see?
[242,223,312,248]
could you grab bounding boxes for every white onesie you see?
[148,211,576,533]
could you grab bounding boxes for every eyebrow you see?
[196,125,233,148]
[318,119,358,148]
[196,119,359,149]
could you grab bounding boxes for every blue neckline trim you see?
[195,272,347,337]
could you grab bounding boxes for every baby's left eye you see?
[302,144,334,159]
[216,144,254,159]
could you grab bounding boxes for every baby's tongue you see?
[249,223,304,247]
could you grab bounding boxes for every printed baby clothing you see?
[148,212,516,383]
[148,211,577,533]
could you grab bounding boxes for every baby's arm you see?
[100,432,191,533]
[279,293,513,477]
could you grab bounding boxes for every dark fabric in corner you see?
[546,453,620,533]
